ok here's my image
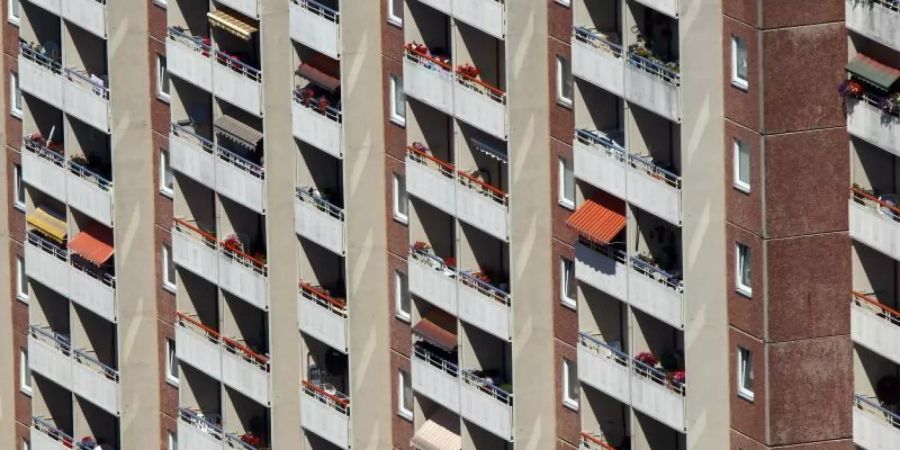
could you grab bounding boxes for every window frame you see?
[558,156,575,209]
[387,0,403,26]
[167,432,176,450]
[735,242,752,297]
[10,71,22,118]
[397,368,413,420]
[731,36,749,91]
[162,243,177,293]
[733,139,750,193]
[19,348,31,396]
[7,0,19,26]
[16,256,27,303]
[13,163,24,211]
[560,257,576,310]
[165,338,179,386]
[562,357,578,410]
[394,270,410,322]
[389,75,406,126]
[556,55,573,108]
[392,173,408,224]
[156,55,171,103]
[737,347,754,401]
[159,150,174,198]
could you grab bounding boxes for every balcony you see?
[175,313,223,379]
[846,0,900,51]
[849,188,900,260]
[219,0,259,19]
[406,147,457,215]
[218,245,268,310]
[574,129,627,197]
[25,231,70,297]
[851,291,900,365]
[627,257,684,329]
[460,370,513,441]
[68,261,116,323]
[213,54,263,117]
[626,155,682,225]
[572,28,625,96]
[28,325,73,390]
[178,408,227,450]
[455,172,509,241]
[214,147,266,214]
[457,271,511,341]
[451,0,505,39]
[301,381,350,449]
[27,0,60,14]
[577,332,630,403]
[294,187,345,255]
[61,0,107,39]
[71,349,120,415]
[412,344,461,413]
[403,47,454,115]
[170,123,216,187]
[408,247,458,314]
[66,160,113,226]
[289,0,340,59]
[580,432,616,450]
[167,28,214,92]
[624,52,681,122]
[221,337,270,406]
[853,395,900,449]
[574,241,628,301]
[63,69,110,133]
[630,358,686,432]
[298,282,348,353]
[633,0,679,18]
[172,219,219,284]
[19,43,64,108]
[292,90,343,159]
[846,96,900,157]
[32,417,74,450]
[454,72,507,140]
[22,136,67,203]
[417,0,450,14]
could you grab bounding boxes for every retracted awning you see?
[470,137,508,163]
[207,10,258,41]
[215,115,263,149]
[297,63,341,92]
[27,207,67,244]
[412,310,457,352]
[68,222,114,266]
[410,420,462,450]
[566,194,626,245]
[847,54,900,92]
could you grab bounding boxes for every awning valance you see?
[566,194,626,245]
[410,420,462,450]
[470,137,508,163]
[412,310,457,352]
[68,222,114,266]
[847,54,900,92]
[215,115,263,149]
[207,10,257,41]
[297,63,341,92]
[27,207,66,243]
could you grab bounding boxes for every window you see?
[733,139,750,193]
[556,55,573,107]
[167,432,176,450]
[737,347,753,401]
[19,348,31,395]
[13,163,24,211]
[159,150,174,197]
[8,0,19,26]
[731,36,748,90]
[392,174,408,224]
[154,0,167,7]
[394,271,410,322]
[390,75,406,126]
[162,243,176,292]
[558,157,574,209]
[387,0,402,26]
[554,0,571,6]
[562,358,578,410]
[156,55,170,102]
[735,242,751,296]
[10,71,22,118]
[16,256,27,302]
[398,369,413,420]
[165,338,178,385]
[22,440,29,450]
[560,257,576,309]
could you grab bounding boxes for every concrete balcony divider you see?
[175,313,223,380]
[626,155,682,225]
[412,345,461,413]
[849,189,900,260]
[217,246,268,310]
[22,137,67,203]
[178,408,227,450]
[214,148,266,214]
[28,325,73,390]
[455,175,509,241]
[633,0,679,18]
[218,0,259,19]
[68,263,116,323]
[63,68,110,133]
[624,53,680,122]
[213,56,262,117]
[19,45,64,109]
[851,292,900,365]
[301,381,351,449]
[292,93,343,158]
[408,249,458,314]
[577,332,630,403]
[627,257,684,329]
[71,349,120,415]
[574,241,628,301]
[630,360,686,432]
[846,0,900,51]
[167,28,214,92]
[298,283,348,353]
[853,395,900,449]
[171,219,219,284]
[32,417,74,450]
[170,123,217,188]
[451,0,504,39]
[65,161,113,226]
[460,371,513,441]
[572,27,625,96]
[289,0,340,59]
[294,188,346,255]
[457,272,511,341]
[847,96,900,157]
[403,50,454,115]
[221,340,270,406]
[61,0,107,39]
[406,148,457,215]
[453,75,507,140]
[573,129,627,198]
[25,232,70,297]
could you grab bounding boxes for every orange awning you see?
[68,222,114,266]
[412,310,458,352]
[566,194,626,245]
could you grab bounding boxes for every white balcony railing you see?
[457,270,511,341]
[19,43,64,108]
[405,147,457,215]
[626,154,682,225]
[68,260,116,323]
[214,146,266,213]
[455,170,509,241]
[574,241,629,301]
[22,136,67,202]
[624,52,680,122]
[72,348,120,415]
[167,28,214,92]
[453,73,507,140]
[292,90,343,158]
[633,0,679,18]
[851,291,900,365]
[403,49,454,114]
[298,282,348,353]
[572,27,625,96]
[451,0,505,39]
[627,257,684,329]
[460,370,513,441]
[213,54,262,117]
[301,381,350,449]
[408,248,459,314]
[412,345,461,413]
[294,187,345,255]
[218,245,268,310]
[178,408,227,450]
[573,129,627,197]
[32,417,75,450]
[577,332,630,402]
[846,0,900,51]
[28,325,73,390]
[61,0,107,38]
[853,394,900,450]
[630,358,686,432]
[847,95,900,157]
[289,0,340,59]
[66,160,113,226]
[63,68,110,133]
[171,219,219,284]
[849,188,900,261]
[25,231,70,297]
[170,122,217,188]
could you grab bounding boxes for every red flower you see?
[634,351,658,367]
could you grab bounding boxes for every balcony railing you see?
[33,416,75,448]
[65,68,109,99]
[851,186,900,219]
[30,324,71,355]
[457,270,511,308]
[71,258,116,288]
[73,348,119,382]
[214,52,261,84]
[579,331,628,367]
[220,243,267,277]
[295,0,339,22]
[179,407,225,441]
[626,52,680,87]
[23,135,65,166]
[870,0,900,12]
[407,145,509,210]
[580,432,616,450]
[226,433,262,450]
[461,370,513,405]
[176,312,269,371]
[296,187,345,222]
[293,88,342,123]
[628,154,681,190]
[172,122,216,155]
[299,282,347,318]
[302,380,350,415]
[629,256,683,293]
[407,146,457,179]
[573,27,623,58]
[855,394,900,428]
[27,230,68,262]
[20,41,63,74]
[404,46,453,75]
[217,146,264,180]
[576,129,626,162]
[631,357,685,396]
[455,70,506,105]
[414,343,459,378]
[853,290,900,328]
[68,159,112,191]
[174,218,218,251]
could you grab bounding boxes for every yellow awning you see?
[27,207,67,243]
[207,10,257,41]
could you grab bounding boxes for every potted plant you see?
[634,351,658,367]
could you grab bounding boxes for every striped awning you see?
[470,137,508,163]
[410,420,461,450]
[412,310,457,352]
[215,115,263,149]
[207,10,257,41]
[566,194,626,245]
[27,207,67,243]
[847,54,900,91]
[68,222,114,266]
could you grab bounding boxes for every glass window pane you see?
[391,0,402,21]
[737,40,748,80]
[738,142,750,185]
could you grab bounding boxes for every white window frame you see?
[165,338,179,386]
[737,347,754,401]
[394,270,410,322]
[558,156,575,209]
[735,242,752,297]
[10,71,22,118]
[556,55,573,108]
[167,432,176,450]
[560,257,576,310]
[162,243,176,293]
[13,163,24,211]
[562,357,578,410]
[390,75,406,126]
[7,0,19,26]
[731,36,749,91]
[392,173,408,224]
[733,139,750,193]
[22,439,29,450]
[387,0,402,26]
[19,348,31,396]
[397,369,413,420]
[16,256,27,302]
[153,0,167,8]
[156,55,170,103]
[554,0,571,6]
[159,150,174,198]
